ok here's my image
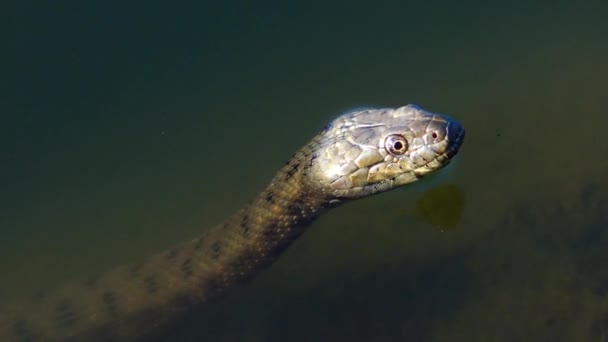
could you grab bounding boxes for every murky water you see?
[2,1,608,341]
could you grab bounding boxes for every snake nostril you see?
[431,131,438,139]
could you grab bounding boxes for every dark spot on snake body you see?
[144,275,159,294]
[309,153,319,166]
[225,248,261,282]
[260,222,279,243]
[240,214,250,234]
[261,221,295,250]
[265,191,274,203]
[54,299,78,327]
[286,162,301,179]
[267,221,278,231]
[284,153,298,165]
[181,258,194,278]
[288,197,318,227]
[102,291,120,316]
[287,197,306,218]
[211,241,222,259]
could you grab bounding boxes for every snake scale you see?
[0,104,465,341]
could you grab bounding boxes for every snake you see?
[0,104,465,341]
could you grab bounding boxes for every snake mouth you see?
[446,119,466,158]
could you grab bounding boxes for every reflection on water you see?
[2,1,608,341]
[407,184,465,231]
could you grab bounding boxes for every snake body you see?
[0,105,465,341]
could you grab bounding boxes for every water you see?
[2,1,608,341]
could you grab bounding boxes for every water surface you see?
[2,1,608,341]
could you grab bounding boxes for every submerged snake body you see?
[0,105,465,341]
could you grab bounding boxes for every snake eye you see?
[385,134,408,155]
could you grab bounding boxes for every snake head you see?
[308,104,465,200]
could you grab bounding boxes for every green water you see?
[3,1,608,341]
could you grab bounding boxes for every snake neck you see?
[199,150,329,293]
[0,143,330,342]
